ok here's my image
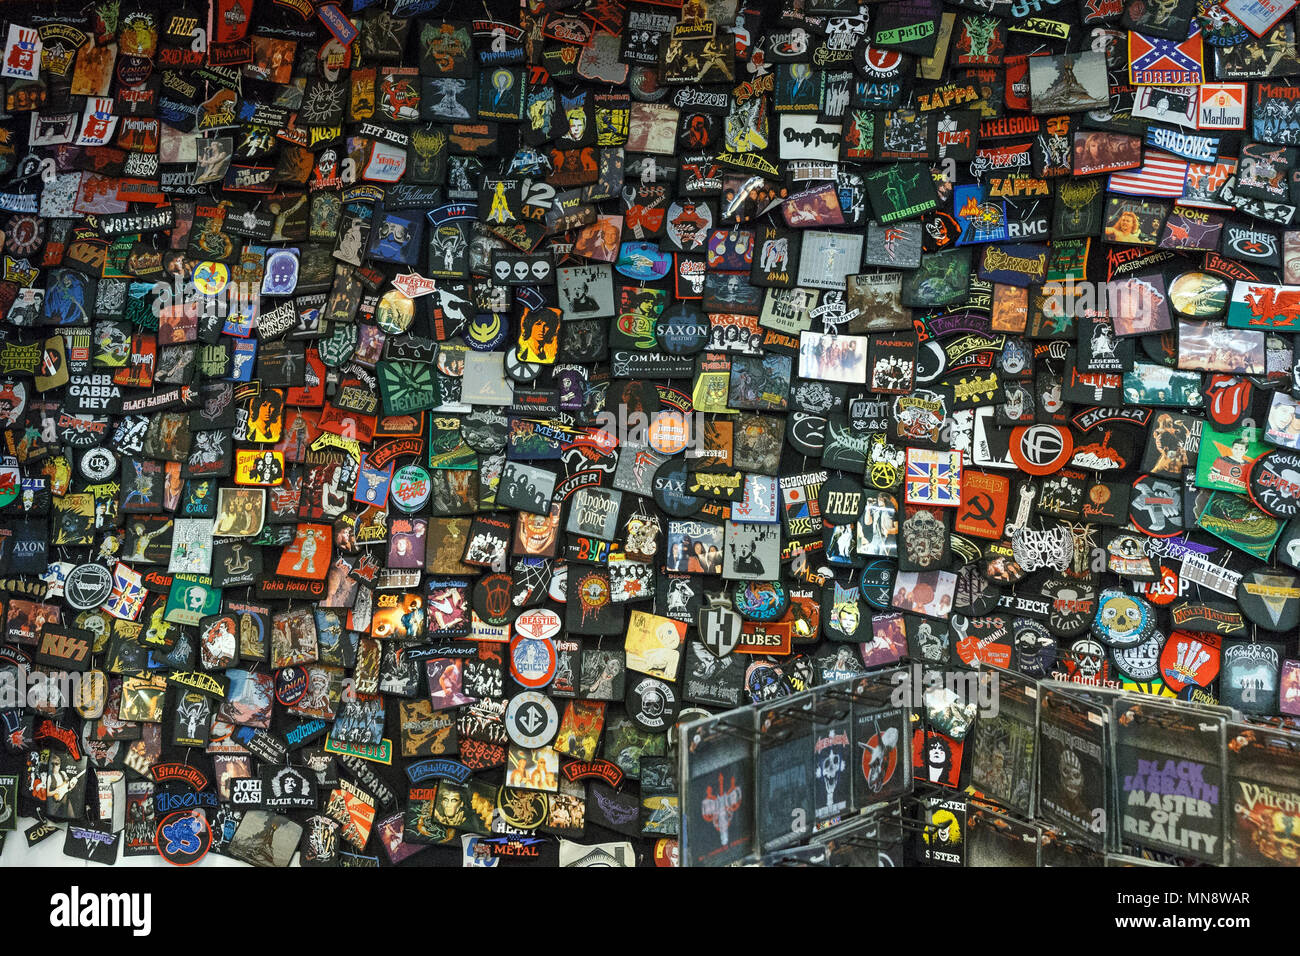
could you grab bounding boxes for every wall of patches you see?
[1,0,1300,870]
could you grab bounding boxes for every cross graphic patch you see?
[1129,29,1204,86]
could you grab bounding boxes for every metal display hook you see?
[711,722,761,744]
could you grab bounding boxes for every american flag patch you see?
[1108,152,1189,198]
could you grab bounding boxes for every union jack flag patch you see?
[904,449,963,507]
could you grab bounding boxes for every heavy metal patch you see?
[0,0,1297,876]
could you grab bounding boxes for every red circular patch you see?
[1009,424,1073,475]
